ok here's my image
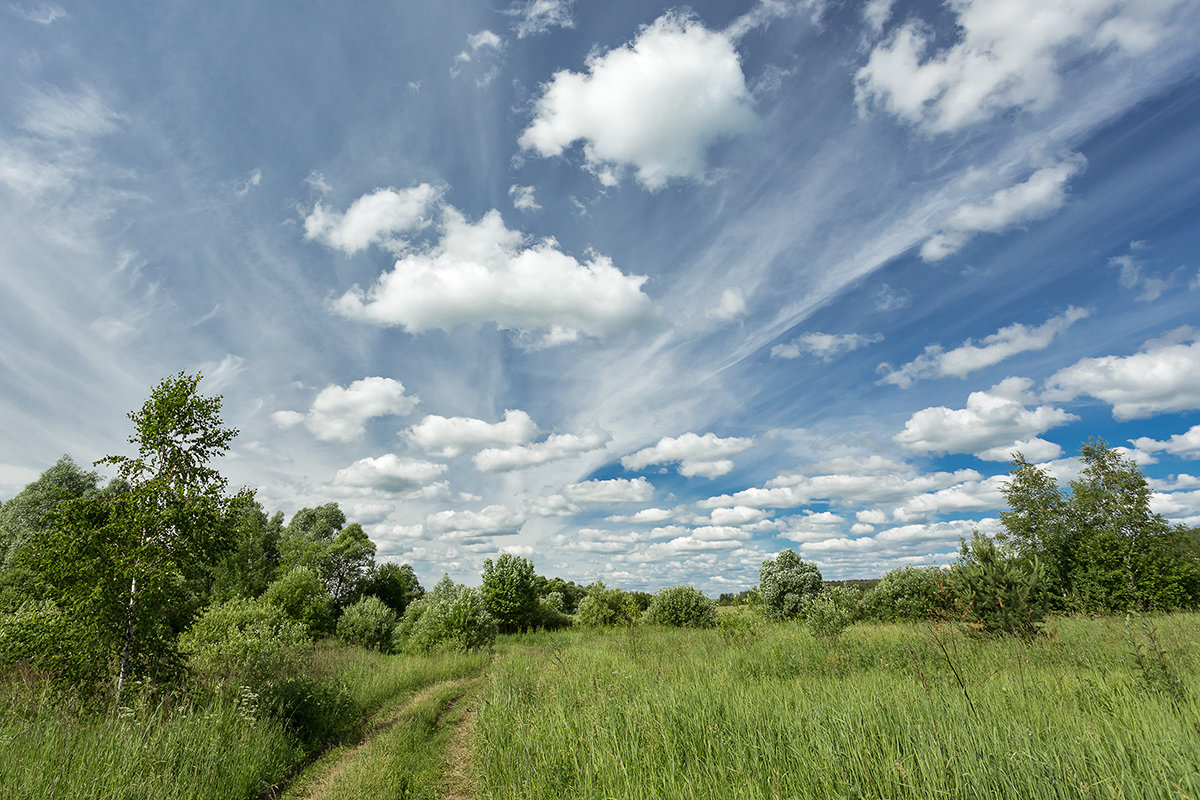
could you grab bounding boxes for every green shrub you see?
[336,595,398,652]
[861,565,952,622]
[803,591,853,641]
[180,596,311,687]
[760,549,822,620]
[529,593,572,631]
[263,567,334,637]
[718,606,765,644]
[577,583,640,627]
[0,601,105,694]
[397,575,497,653]
[951,532,1049,637]
[643,585,718,628]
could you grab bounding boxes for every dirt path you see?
[437,685,482,800]
[285,677,475,800]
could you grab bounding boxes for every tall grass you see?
[473,614,1200,799]
[0,645,491,800]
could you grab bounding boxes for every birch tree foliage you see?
[18,373,246,698]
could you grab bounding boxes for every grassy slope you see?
[472,615,1200,800]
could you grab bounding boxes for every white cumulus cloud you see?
[856,0,1183,133]
[1133,425,1200,459]
[473,427,611,471]
[333,455,447,493]
[304,184,441,256]
[1043,328,1200,420]
[622,432,754,479]
[519,12,756,189]
[564,476,654,504]
[508,184,541,212]
[408,410,539,457]
[879,306,1090,387]
[272,377,419,442]
[894,377,1076,456]
[333,207,653,345]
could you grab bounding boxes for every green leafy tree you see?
[361,562,424,616]
[210,501,282,602]
[542,577,587,614]
[180,596,311,688]
[860,565,952,622]
[759,549,823,620]
[0,455,102,573]
[17,373,245,701]
[643,585,718,628]
[1002,439,1200,612]
[278,503,375,607]
[480,554,539,633]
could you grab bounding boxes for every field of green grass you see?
[4,615,1198,799]
[472,614,1200,799]
[0,647,488,800]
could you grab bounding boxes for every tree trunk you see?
[115,575,137,706]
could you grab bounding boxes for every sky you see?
[2,0,1200,593]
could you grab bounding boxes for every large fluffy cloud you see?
[333,207,653,344]
[473,428,611,471]
[407,410,538,457]
[894,378,1075,455]
[879,307,1090,387]
[856,0,1182,133]
[1133,425,1200,459]
[920,159,1084,261]
[333,454,447,493]
[518,12,756,189]
[621,432,754,479]
[272,377,419,442]
[304,185,441,255]
[1043,328,1200,420]
[425,505,525,538]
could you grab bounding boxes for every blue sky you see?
[2,0,1200,592]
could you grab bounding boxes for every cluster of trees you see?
[0,375,435,702]
[752,440,1200,638]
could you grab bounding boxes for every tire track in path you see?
[281,676,477,800]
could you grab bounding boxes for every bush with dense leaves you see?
[643,585,718,628]
[180,596,311,687]
[336,595,398,652]
[397,575,497,653]
[263,566,334,637]
[803,590,854,641]
[760,549,823,620]
[861,565,953,622]
[576,583,640,627]
[0,601,105,694]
